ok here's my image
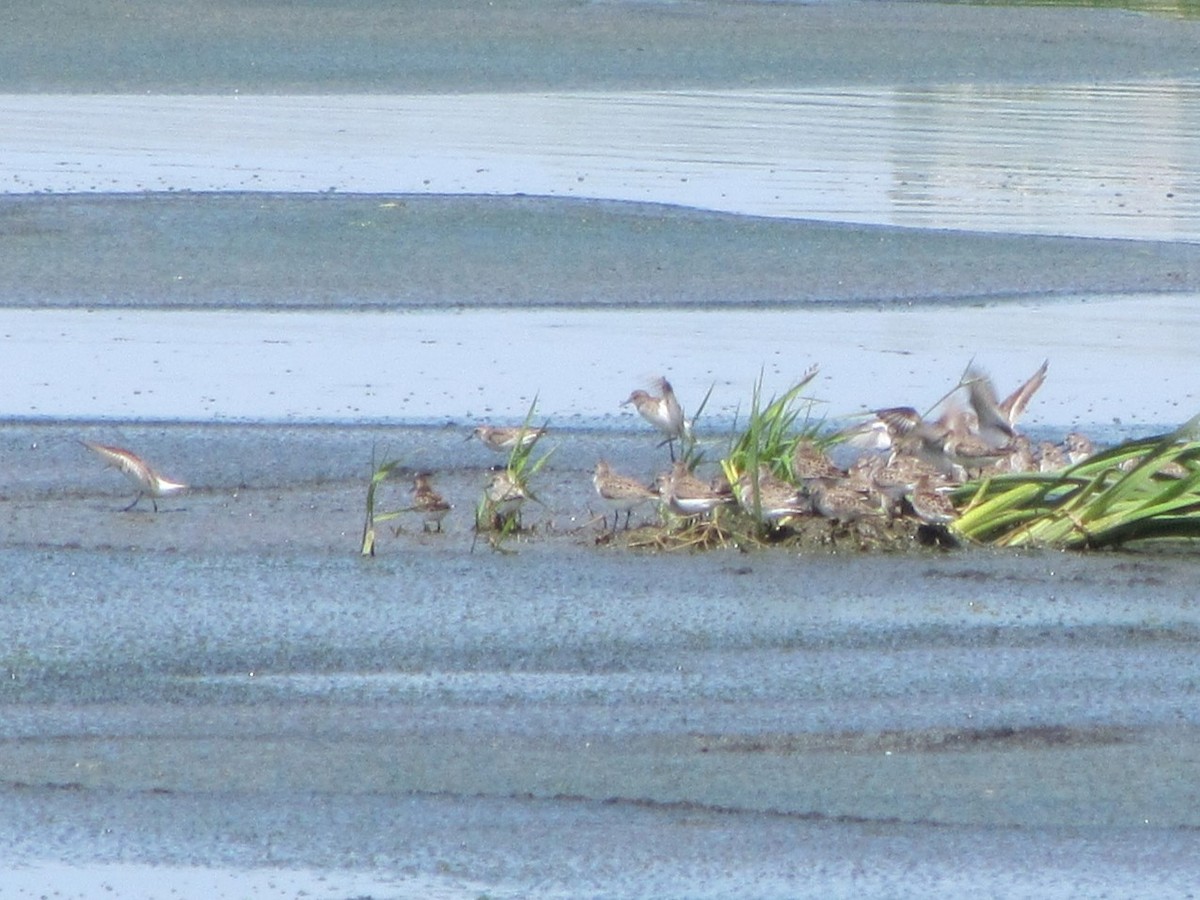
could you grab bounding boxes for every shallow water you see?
[5,84,1199,240]
[2,295,1198,429]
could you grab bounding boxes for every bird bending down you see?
[485,470,530,518]
[82,440,187,512]
[623,377,689,461]
[411,472,452,532]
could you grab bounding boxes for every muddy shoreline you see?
[4,193,1198,310]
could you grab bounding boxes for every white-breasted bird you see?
[82,440,187,512]
[623,377,689,460]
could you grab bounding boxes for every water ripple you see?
[3,82,1197,240]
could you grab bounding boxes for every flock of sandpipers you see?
[81,359,1098,540]
[589,360,1093,535]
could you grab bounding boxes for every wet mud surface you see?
[3,193,1197,309]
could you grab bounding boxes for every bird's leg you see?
[122,492,143,512]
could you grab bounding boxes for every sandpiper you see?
[995,434,1037,474]
[963,367,1017,443]
[657,461,732,518]
[850,453,945,518]
[1064,432,1095,465]
[484,470,530,518]
[1038,441,1069,472]
[940,428,1013,478]
[411,472,452,533]
[873,407,958,477]
[623,377,689,460]
[592,460,657,532]
[81,440,187,512]
[791,438,844,483]
[808,477,880,525]
[734,465,809,526]
[905,475,959,525]
[468,425,547,452]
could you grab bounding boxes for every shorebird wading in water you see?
[82,440,187,512]
[623,377,690,461]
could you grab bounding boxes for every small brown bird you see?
[81,440,187,512]
[656,461,732,518]
[905,475,959,525]
[1038,441,1069,472]
[791,438,844,483]
[808,477,880,525]
[592,460,657,532]
[873,407,958,477]
[1064,432,1095,465]
[468,425,547,452]
[485,470,530,518]
[940,426,1013,478]
[411,472,452,533]
[734,465,809,526]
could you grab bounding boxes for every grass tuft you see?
[474,398,555,552]
[360,452,404,557]
[952,416,1200,549]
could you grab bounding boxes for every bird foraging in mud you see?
[81,440,187,512]
[410,472,452,533]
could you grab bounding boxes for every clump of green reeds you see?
[719,367,822,528]
[474,400,555,551]
[952,415,1200,549]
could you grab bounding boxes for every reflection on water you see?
[887,83,1198,239]
[3,82,1197,240]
